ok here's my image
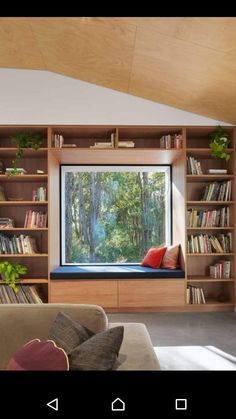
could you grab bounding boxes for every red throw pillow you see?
[161,244,180,269]
[141,247,167,268]
[6,339,69,371]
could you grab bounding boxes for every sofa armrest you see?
[109,322,160,371]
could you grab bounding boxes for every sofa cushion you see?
[50,265,185,279]
[48,311,94,353]
[6,338,69,371]
[69,326,124,370]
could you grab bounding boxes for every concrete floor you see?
[107,312,236,356]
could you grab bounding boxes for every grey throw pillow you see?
[48,312,94,354]
[68,326,124,371]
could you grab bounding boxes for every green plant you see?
[209,126,230,161]
[9,132,43,176]
[0,261,27,292]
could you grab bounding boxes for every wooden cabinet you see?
[118,280,185,308]
[50,280,118,308]
[50,279,185,310]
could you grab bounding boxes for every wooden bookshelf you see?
[0,125,49,303]
[185,126,235,309]
[0,124,235,311]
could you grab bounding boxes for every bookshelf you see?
[0,126,49,303]
[0,124,235,311]
[185,127,235,309]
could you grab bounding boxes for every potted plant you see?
[9,132,43,176]
[0,261,28,292]
[209,126,230,161]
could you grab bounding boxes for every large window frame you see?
[60,164,172,265]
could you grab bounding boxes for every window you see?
[61,165,171,264]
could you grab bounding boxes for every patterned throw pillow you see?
[48,311,94,353]
[161,244,180,269]
[6,339,69,370]
[68,326,124,371]
[141,247,167,268]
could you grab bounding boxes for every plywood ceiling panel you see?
[129,26,236,123]
[0,18,45,69]
[0,17,236,123]
[30,17,136,91]
[118,18,236,54]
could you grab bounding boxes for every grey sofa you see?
[0,304,160,370]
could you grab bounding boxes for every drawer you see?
[50,280,118,308]
[118,280,185,308]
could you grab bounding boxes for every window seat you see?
[50,265,185,280]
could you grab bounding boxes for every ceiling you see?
[0,17,236,123]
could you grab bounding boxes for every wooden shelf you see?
[0,228,48,231]
[186,175,234,182]
[187,277,234,282]
[0,148,48,157]
[0,175,48,181]
[0,278,48,284]
[187,253,234,256]
[187,301,233,306]
[187,201,234,205]
[187,227,234,230]
[186,148,234,154]
[0,254,48,257]
[0,201,48,205]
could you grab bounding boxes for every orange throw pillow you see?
[141,247,167,268]
[161,244,180,269]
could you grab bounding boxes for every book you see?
[208,169,228,174]
[61,144,77,148]
[118,141,135,148]
[5,168,27,174]
[0,218,14,228]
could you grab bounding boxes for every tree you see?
[65,172,73,262]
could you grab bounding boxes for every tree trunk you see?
[89,173,101,262]
[138,172,149,253]
[65,172,73,262]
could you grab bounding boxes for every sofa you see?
[0,303,160,370]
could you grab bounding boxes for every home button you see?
[111,397,125,411]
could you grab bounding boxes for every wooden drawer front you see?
[119,280,185,307]
[50,280,118,308]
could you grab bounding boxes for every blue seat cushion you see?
[50,265,185,280]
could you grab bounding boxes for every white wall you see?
[0,68,231,125]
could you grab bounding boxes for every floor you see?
[107,312,236,356]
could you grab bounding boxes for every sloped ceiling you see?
[0,17,236,123]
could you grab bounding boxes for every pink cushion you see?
[161,244,180,269]
[6,339,69,371]
[141,247,167,268]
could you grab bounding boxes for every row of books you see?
[187,233,232,254]
[186,285,206,304]
[0,285,43,304]
[187,207,230,227]
[160,134,183,149]
[187,156,203,175]
[24,211,47,228]
[0,218,14,229]
[0,234,38,255]
[32,187,47,201]
[200,181,232,201]
[210,260,231,279]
